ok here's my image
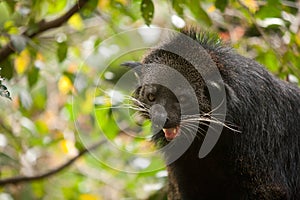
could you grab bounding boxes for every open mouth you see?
[162,126,180,141]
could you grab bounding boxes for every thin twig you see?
[0,139,106,186]
[0,0,89,63]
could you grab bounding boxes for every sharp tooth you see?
[162,127,180,141]
[173,128,177,134]
[163,128,177,132]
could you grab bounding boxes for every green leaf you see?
[27,65,40,88]
[94,108,119,140]
[31,0,48,22]
[256,1,281,19]
[172,0,184,16]
[0,2,11,25]
[267,0,280,4]
[141,0,154,26]
[26,18,40,36]
[0,59,14,79]
[256,6,281,19]
[4,0,16,12]
[94,37,102,49]
[81,0,99,17]
[75,140,85,152]
[57,41,68,62]
[215,0,228,12]
[0,152,18,166]
[47,0,67,14]
[32,87,47,110]
[186,0,212,27]
[264,51,279,72]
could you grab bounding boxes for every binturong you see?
[122,27,300,200]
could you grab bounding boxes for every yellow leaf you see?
[14,49,30,75]
[295,31,300,47]
[8,27,19,34]
[68,13,84,30]
[36,52,44,61]
[60,139,77,155]
[82,89,94,114]
[58,75,73,94]
[79,194,102,200]
[241,0,258,13]
[207,5,216,13]
[60,139,69,154]
[98,0,109,10]
[4,21,14,30]
[5,21,19,34]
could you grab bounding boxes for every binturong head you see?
[121,27,230,160]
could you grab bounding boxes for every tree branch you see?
[0,0,89,63]
[0,140,106,186]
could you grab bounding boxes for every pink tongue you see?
[163,127,179,141]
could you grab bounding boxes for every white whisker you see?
[181,116,240,133]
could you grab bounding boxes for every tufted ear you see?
[121,61,143,79]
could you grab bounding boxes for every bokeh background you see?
[0,0,299,199]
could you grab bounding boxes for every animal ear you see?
[121,61,143,79]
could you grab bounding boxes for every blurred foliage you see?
[0,0,299,199]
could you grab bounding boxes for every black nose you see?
[149,104,167,130]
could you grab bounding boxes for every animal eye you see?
[147,93,156,102]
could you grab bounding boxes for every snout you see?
[149,104,168,129]
[149,104,181,141]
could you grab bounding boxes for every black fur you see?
[132,27,300,199]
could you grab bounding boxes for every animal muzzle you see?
[149,104,180,141]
